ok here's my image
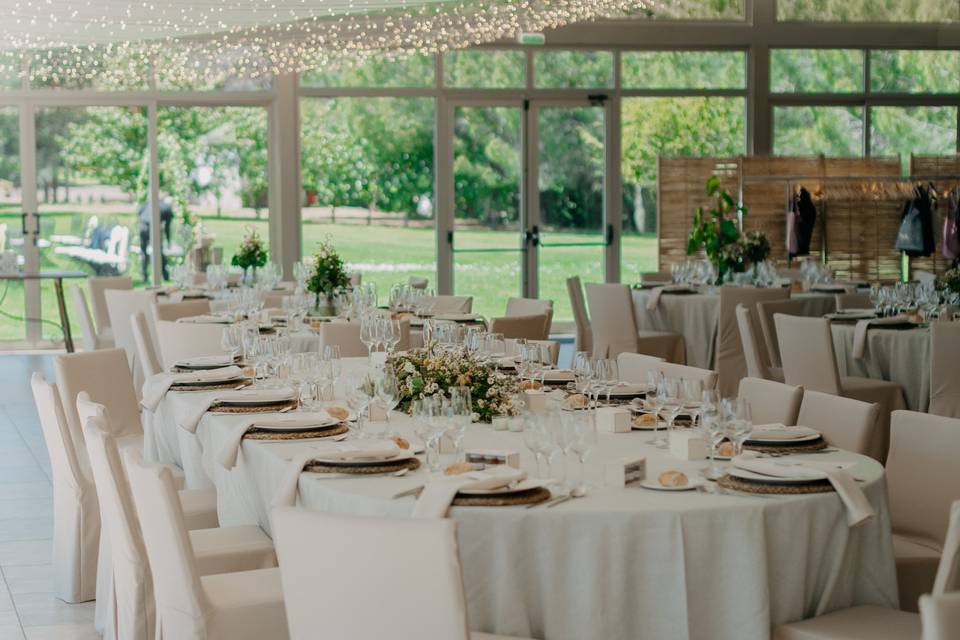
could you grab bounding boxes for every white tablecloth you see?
[144,358,898,640]
[631,290,835,369]
[831,324,930,412]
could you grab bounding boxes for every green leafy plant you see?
[306,236,350,300]
[687,175,748,282]
[230,226,268,270]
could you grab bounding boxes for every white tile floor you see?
[0,354,97,640]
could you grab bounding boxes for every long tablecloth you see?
[144,358,898,640]
[631,290,835,369]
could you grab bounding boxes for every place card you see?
[492,416,510,431]
[596,406,631,433]
[606,457,646,488]
[523,389,547,414]
[669,431,707,460]
[465,449,520,469]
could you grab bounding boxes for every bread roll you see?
[326,406,349,421]
[657,470,688,487]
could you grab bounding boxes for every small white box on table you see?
[669,431,707,460]
[596,406,632,433]
[605,457,646,488]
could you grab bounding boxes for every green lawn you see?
[0,210,657,342]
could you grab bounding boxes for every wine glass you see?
[568,413,597,494]
[323,345,342,380]
[723,397,753,457]
[698,389,724,479]
[522,414,548,478]
[344,375,373,439]
[654,378,682,449]
[375,368,400,437]
[644,371,665,445]
[602,358,619,404]
[447,386,472,461]
[220,325,240,362]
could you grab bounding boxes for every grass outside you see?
[0,210,657,342]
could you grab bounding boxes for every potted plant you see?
[306,236,350,315]
[687,175,749,283]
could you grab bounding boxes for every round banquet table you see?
[830,323,930,412]
[631,289,836,369]
[144,358,898,640]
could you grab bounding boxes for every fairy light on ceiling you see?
[0,0,669,87]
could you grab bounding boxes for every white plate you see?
[309,450,414,466]
[217,389,297,405]
[175,355,236,369]
[458,479,545,496]
[639,479,699,491]
[746,432,822,445]
[727,466,825,484]
[252,418,340,432]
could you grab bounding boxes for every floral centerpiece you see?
[306,236,350,314]
[231,227,268,283]
[938,266,960,297]
[387,347,521,423]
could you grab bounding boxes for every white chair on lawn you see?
[737,377,802,426]
[716,287,789,396]
[155,320,228,370]
[736,304,784,382]
[656,362,717,390]
[796,390,878,457]
[775,313,904,461]
[774,500,960,640]
[617,353,664,384]
[88,275,132,348]
[71,285,111,351]
[316,322,368,357]
[29,374,99,605]
[130,312,163,379]
[566,276,592,354]
[126,451,287,640]
[153,298,211,322]
[84,416,276,640]
[930,322,960,419]
[921,592,960,640]
[273,507,531,640]
[886,411,960,612]
[586,283,684,362]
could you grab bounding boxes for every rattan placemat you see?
[717,474,834,495]
[243,423,349,441]
[452,486,551,507]
[171,378,252,392]
[304,456,420,474]
[210,399,299,414]
[743,437,829,454]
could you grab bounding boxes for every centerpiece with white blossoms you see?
[387,346,521,423]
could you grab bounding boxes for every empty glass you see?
[375,368,400,437]
[568,414,597,493]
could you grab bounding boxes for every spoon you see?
[543,486,587,509]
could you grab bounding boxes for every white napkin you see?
[608,382,648,396]
[732,457,875,527]
[271,439,403,508]
[178,387,297,433]
[140,366,243,412]
[853,315,911,358]
[748,423,820,441]
[541,368,575,382]
[645,287,665,311]
[216,412,340,469]
[411,467,527,519]
[176,314,233,324]
[173,354,236,369]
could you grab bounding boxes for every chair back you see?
[566,276,592,354]
[774,314,842,394]
[55,348,142,453]
[934,500,960,595]
[757,298,832,367]
[887,411,960,549]
[155,320,228,369]
[638,271,671,284]
[489,314,550,341]
[835,292,872,311]
[104,289,157,376]
[272,507,471,640]
[70,285,101,351]
[317,322,367,357]
[504,339,560,366]
[796,390,878,456]
[124,450,208,633]
[737,377,802,426]
[505,297,553,337]
[585,283,638,359]
[717,287,789,396]
[131,312,163,378]
[920,592,960,640]
[153,299,211,322]
[931,322,960,419]
[617,353,664,384]
[656,362,717,390]
[735,304,772,381]
[89,276,132,333]
[423,295,473,314]
[30,373,88,490]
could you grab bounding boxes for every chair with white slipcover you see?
[423,295,473,314]
[71,285,111,351]
[489,314,551,341]
[316,321,368,357]
[735,304,784,382]
[273,507,531,640]
[796,390,878,457]
[757,298,836,368]
[504,296,553,338]
[835,292,873,311]
[586,283,684,362]
[616,353,664,384]
[130,312,163,379]
[88,275,132,346]
[920,592,960,640]
[566,276,592,354]
[125,450,287,640]
[152,298,211,322]
[930,322,960,419]
[104,288,157,386]
[716,287,789,395]
[656,362,717,390]
[737,377,802,426]
[155,320,228,370]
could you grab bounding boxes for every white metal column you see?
[269,73,302,277]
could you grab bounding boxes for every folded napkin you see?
[732,457,875,527]
[176,314,233,324]
[217,412,340,469]
[608,382,648,396]
[411,467,528,519]
[646,287,666,311]
[141,366,244,412]
[541,369,575,382]
[271,439,402,508]
[179,387,297,433]
[748,424,820,441]
[174,354,236,369]
[853,315,911,359]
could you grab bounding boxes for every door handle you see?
[525,225,540,247]
[606,223,614,246]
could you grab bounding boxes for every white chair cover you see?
[153,299,212,322]
[758,298,835,368]
[489,314,551,341]
[125,450,286,640]
[29,373,99,604]
[566,276,592,354]
[737,377,803,426]
[930,322,960,419]
[796,390,878,457]
[155,320,228,369]
[423,295,473,314]
[616,353,664,384]
[586,283,684,362]
[933,500,960,595]
[835,292,873,311]
[71,285,106,351]
[505,297,553,338]
[104,288,157,386]
[131,312,163,379]
[504,338,560,366]
[656,362,717,390]
[88,275,132,336]
[736,304,783,382]
[316,322,367,357]
[717,287,789,396]
[920,592,960,640]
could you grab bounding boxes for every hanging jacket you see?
[943,188,960,261]
[792,187,817,257]
[898,185,936,258]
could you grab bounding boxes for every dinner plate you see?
[309,450,414,466]
[727,466,826,484]
[174,355,237,369]
[639,479,700,491]
[745,432,822,445]
[172,372,245,386]
[458,479,544,496]
[217,389,297,405]
[252,418,340,431]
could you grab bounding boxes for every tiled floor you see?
[0,354,97,640]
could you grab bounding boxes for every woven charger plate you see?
[743,437,829,454]
[304,456,420,475]
[452,485,551,507]
[717,474,834,495]
[243,423,349,441]
[210,399,299,414]
[171,378,252,392]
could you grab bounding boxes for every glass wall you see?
[0,105,22,341]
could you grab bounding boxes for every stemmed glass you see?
[602,358,619,404]
[568,414,597,494]
[220,325,241,362]
[522,414,548,478]
[698,390,724,479]
[322,345,342,382]
[344,375,373,439]
[644,370,664,445]
[360,313,377,361]
[654,378,682,449]
[722,397,753,457]
[375,367,400,437]
[447,386,472,461]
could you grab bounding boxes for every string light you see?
[0,0,673,87]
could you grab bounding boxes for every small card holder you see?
[465,449,520,469]
[606,457,646,488]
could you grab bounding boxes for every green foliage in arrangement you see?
[687,175,748,282]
